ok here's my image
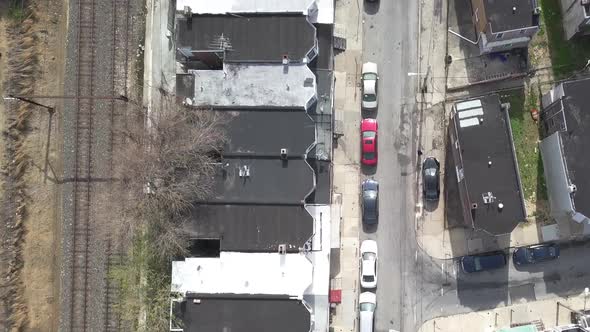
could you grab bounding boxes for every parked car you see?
[361,62,379,109]
[461,252,506,273]
[422,157,440,201]
[359,292,376,332]
[513,243,560,265]
[361,179,379,225]
[361,119,378,166]
[360,240,378,289]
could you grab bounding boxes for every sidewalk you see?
[417,292,590,332]
[330,0,363,330]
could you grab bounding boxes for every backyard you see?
[539,0,590,78]
[501,89,550,224]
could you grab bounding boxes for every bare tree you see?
[114,105,227,258]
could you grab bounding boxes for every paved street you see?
[360,1,423,331]
[358,1,590,332]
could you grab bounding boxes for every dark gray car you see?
[361,179,379,225]
[422,157,440,201]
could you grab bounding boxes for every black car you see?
[461,252,506,273]
[422,157,440,201]
[513,244,560,265]
[361,179,379,225]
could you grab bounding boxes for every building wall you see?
[560,0,590,40]
[539,133,575,220]
[479,33,533,54]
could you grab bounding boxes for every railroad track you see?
[70,0,96,330]
[68,0,133,329]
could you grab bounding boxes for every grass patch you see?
[7,0,26,21]
[110,234,174,332]
[502,89,548,201]
[539,0,590,78]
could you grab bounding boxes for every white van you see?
[359,292,376,332]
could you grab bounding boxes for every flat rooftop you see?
[171,252,312,296]
[217,108,315,156]
[188,204,314,252]
[176,0,316,16]
[483,0,537,32]
[208,158,314,204]
[179,64,317,108]
[173,294,311,332]
[452,95,525,235]
[559,78,590,217]
[176,14,317,63]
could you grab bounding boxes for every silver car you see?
[362,62,379,109]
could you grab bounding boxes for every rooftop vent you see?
[471,203,478,210]
[278,244,287,255]
[533,7,541,15]
[304,77,314,87]
[512,6,517,14]
[193,299,201,304]
[280,148,288,160]
[282,54,289,65]
[498,203,504,211]
[482,192,496,204]
[239,165,250,177]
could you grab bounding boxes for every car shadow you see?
[362,222,378,234]
[364,1,380,15]
[361,163,377,176]
[361,108,378,119]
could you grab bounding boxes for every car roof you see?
[363,80,376,94]
[362,62,378,74]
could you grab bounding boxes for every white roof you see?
[177,0,316,15]
[188,64,317,108]
[171,252,313,297]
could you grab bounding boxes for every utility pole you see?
[4,94,55,114]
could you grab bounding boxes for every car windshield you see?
[363,275,375,282]
[363,93,377,102]
[362,131,376,138]
[424,168,437,176]
[363,73,378,80]
[363,152,376,160]
[362,252,376,260]
[474,257,482,271]
[360,302,376,312]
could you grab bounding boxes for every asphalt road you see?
[360,0,423,331]
[359,1,590,332]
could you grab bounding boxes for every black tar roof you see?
[176,14,317,62]
[188,204,313,252]
[209,158,314,204]
[483,0,537,32]
[217,109,315,156]
[175,294,311,332]
[559,78,590,216]
[452,94,525,235]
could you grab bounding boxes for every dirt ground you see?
[0,0,66,331]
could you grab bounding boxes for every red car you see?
[361,119,378,165]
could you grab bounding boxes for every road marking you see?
[441,262,444,276]
[415,250,418,262]
[441,287,444,296]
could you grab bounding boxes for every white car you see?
[360,240,378,289]
[359,292,376,332]
[361,62,379,109]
